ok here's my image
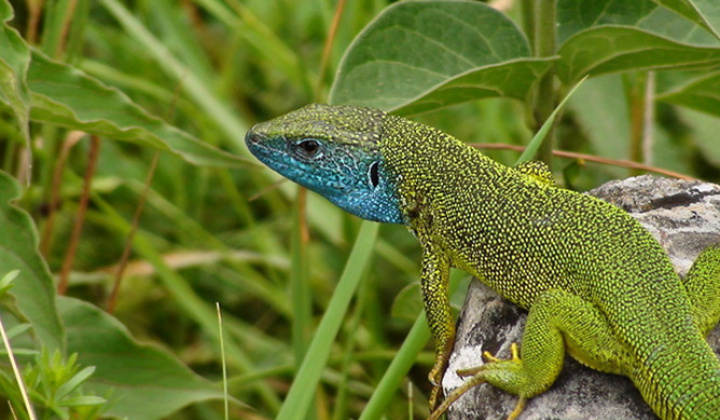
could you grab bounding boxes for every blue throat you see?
[321,160,404,224]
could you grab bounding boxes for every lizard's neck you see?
[381,114,504,176]
[379,116,506,223]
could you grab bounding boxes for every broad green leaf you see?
[650,0,720,40]
[59,296,227,420]
[329,0,554,113]
[557,0,720,82]
[557,27,720,83]
[26,50,248,168]
[657,72,720,117]
[676,107,720,166]
[389,58,555,116]
[558,0,719,45]
[0,171,64,351]
[0,0,31,148]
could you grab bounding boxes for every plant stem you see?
[107,151,159,313]
[624,71,654,175]
[58,135,100,294]
[530,0,557,168]
[520,0,535,49]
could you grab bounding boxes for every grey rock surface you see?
[444,175,720,420]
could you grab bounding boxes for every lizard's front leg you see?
[429,288,632,420]
[418,238,455,410]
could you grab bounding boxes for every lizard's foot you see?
[427,343,527,420]
[457,342,521,376]
[428,385,442,413]
[427,371,488,420]
[428,363,445,410]
[427,347,452,410]
[428,382,527,420]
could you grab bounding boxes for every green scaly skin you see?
[246,104,720,419]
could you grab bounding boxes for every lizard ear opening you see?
[368,161,379,188]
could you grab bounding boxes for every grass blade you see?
[516,76,588,164]
[276,221,379,420]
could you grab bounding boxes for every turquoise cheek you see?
[327,163,404,225]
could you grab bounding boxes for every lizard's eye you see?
[294,139,321,159]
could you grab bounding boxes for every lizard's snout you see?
[245,129,265,146]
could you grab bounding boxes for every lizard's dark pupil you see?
[299,140,319,154]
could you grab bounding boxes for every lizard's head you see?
[245,104,404,224]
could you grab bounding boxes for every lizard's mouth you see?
[244,130,278,164]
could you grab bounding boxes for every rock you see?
[443,175,720,420]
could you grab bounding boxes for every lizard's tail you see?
[683,243,720,337]
[634,339,720,420]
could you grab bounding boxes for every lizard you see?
[244,103,720,419]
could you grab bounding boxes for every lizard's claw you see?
[458,343,521,376]
[428,364,445,410]
[428,343,525,420]
[429,366,442,387]
[427,348,452,410]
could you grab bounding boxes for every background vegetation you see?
[0,0,719,419]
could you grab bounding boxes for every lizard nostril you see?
[245,131,264,145]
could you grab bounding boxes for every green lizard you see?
[245,104,720,419]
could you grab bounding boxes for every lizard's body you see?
[246,104,720,419]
